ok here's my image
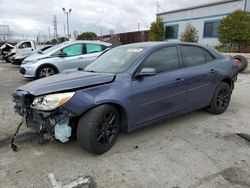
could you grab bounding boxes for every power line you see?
[157,1,166,14]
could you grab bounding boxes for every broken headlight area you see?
[12,91,76,143]
[26,110,73,143]
[31,92,75,111]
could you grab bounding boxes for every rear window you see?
[181,46,214,67]
[86,44,103,54]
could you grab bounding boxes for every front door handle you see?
[210,69,216,74]
[78,57,84,59]
[175,78,185,83]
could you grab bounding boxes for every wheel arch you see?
[35,63,59,78]
[77,102,129,133]
[209,76,234,104]
[220,77,234,90]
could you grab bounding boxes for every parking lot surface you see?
[0,61,250,188]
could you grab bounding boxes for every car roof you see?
[62,40,112,46]
[120,41,206,48]
[120,41,225,59]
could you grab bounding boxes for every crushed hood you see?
[16,71,115,96]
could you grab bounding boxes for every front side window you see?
[165,25,178,39]
[62,44,83,57]
[181,46,214,67]
[86,44,102,54]
[141,46,180,73]
[204,20,220,37]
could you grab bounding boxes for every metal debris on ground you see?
[48,173,97,188]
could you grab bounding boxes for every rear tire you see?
[77,105,120,154]
[207,82,232,114]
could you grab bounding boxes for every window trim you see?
[180,44,215,68]
[133,45,182,79]
[203,19,221,38]
[165,24,179,40]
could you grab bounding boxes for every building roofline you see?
[157,0,242,16]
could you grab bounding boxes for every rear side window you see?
[86,44,102,54]
[141,46,180,73]
[62,44,83,57]
[181,46,214,67]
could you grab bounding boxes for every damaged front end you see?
[12,90,76,144]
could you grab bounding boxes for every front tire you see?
[77,105,120,154]
[208,82,232,114]
[37,65,57,79]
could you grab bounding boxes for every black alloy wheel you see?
[96,111,118,147]
[77,105,120,154]
[216,88,230,111]
[207,82,232,114]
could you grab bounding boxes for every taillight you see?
[234,59,241,67]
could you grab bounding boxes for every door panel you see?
[59,43,85,70]
[131,70,186,125]
[131,46,186,126]
[181,45,216,107]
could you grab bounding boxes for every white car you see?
[20,40,111,79]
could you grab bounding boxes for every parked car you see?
[0,43,14,60]
[4,40,36,63]
[12,45,53,65]
[12,42,239,154]
[19,40,111,79]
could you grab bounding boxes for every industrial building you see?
[157,0,250,46]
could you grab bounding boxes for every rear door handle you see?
[78,57,84,59]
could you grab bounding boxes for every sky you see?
[0,0,219,40]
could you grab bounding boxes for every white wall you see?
[159,0,245,46]
[245,0,250,11]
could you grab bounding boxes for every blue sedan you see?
[13,42,239,154]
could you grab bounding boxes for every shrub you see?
[180,23,198,43]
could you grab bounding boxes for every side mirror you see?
[56,52,67,58]
[136,68,156,78]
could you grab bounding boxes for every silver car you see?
[20,40,111,79]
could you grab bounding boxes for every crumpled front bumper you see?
[12,90,75,134]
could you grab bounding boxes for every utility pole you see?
[64,24,66,38]
[53,15,58,41]
[48,27,51,41]
[138,23,140,32]
[62,8,72,40]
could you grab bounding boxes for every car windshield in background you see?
[41,43,64,54]
[84,46,147,74]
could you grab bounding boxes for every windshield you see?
[84,45,147,73]
[41,43,65,54]
[14,41,23,48]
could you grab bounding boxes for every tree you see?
[218,10,250,51]
[180,23,198,43]
[58,37,67,43]
[149,17,164,41]
[77,32,97,40]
